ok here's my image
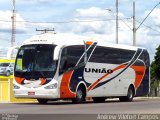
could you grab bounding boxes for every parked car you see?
[0,63,14,76]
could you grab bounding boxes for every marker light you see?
[44,83,57,89]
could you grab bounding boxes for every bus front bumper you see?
[13,89,59,99]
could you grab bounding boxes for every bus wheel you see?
[119,86,134,102]
[92,97,106,103]
[37,99,48,104]
[72,86,85,104]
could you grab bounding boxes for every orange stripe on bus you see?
[87,64,126,91]
[131,66,145,89]
[40,78,46,85]
[60,70,76,98]
[15,77,24,84]
[85,41,93,45]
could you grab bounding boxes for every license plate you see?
[28,92,35,95]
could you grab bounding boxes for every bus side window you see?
[59,48,68,74]
[59,45,84,74]
[59,48,75,74]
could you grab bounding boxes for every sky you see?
[0,0,160,61]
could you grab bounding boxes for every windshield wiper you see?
[18,69,28,78]
[38,71,46,78]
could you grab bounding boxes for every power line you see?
[119,17,133,30]
[136,2,160,30]
[0,38,10,41]
[0,18,132,24]
[1,17,158,34]
[105,9,133,31]
[135,20,160,34]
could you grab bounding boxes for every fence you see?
[0,77,36,103]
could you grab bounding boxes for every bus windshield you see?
[14,44,57,79]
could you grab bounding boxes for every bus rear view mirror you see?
[53,45,63,60]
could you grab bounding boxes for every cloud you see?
[67,7,126,37]
[18,0,82,5]
[147,8,160,25]
[0,1,158,61]
[0,10,27,34]
[0,0,6,4]
[53,6,159,60]
[75,7,109,19]
[8,5,157,61]
[65,7,114,35]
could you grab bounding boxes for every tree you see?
[154,45,160,78]
[150,61,159,96]
[150,45,160,96]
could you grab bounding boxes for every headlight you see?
[44,83,57,89]
[13,84,20,89]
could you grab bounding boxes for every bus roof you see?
[23,32,146,51]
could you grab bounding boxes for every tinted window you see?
[88,46,105,63]
[14,44,57,78]
[0,63,9,67]
[89,46,135,64]
[59,45,84,74]
[119,49,135,63]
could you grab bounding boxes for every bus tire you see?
[92,97,106,103]
[37,99,48,104]
[72,86,85,104]
[119,86,134,102]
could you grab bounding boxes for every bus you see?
[13,32,150,104]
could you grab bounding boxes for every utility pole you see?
[11,0,16,47]
[116,0,118,44]
[133,2,160,46]
[133,1,136,46]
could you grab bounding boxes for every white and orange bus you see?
[13,32,150,104]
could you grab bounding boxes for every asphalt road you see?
[0,98,160,120]
[0,98,160,114]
